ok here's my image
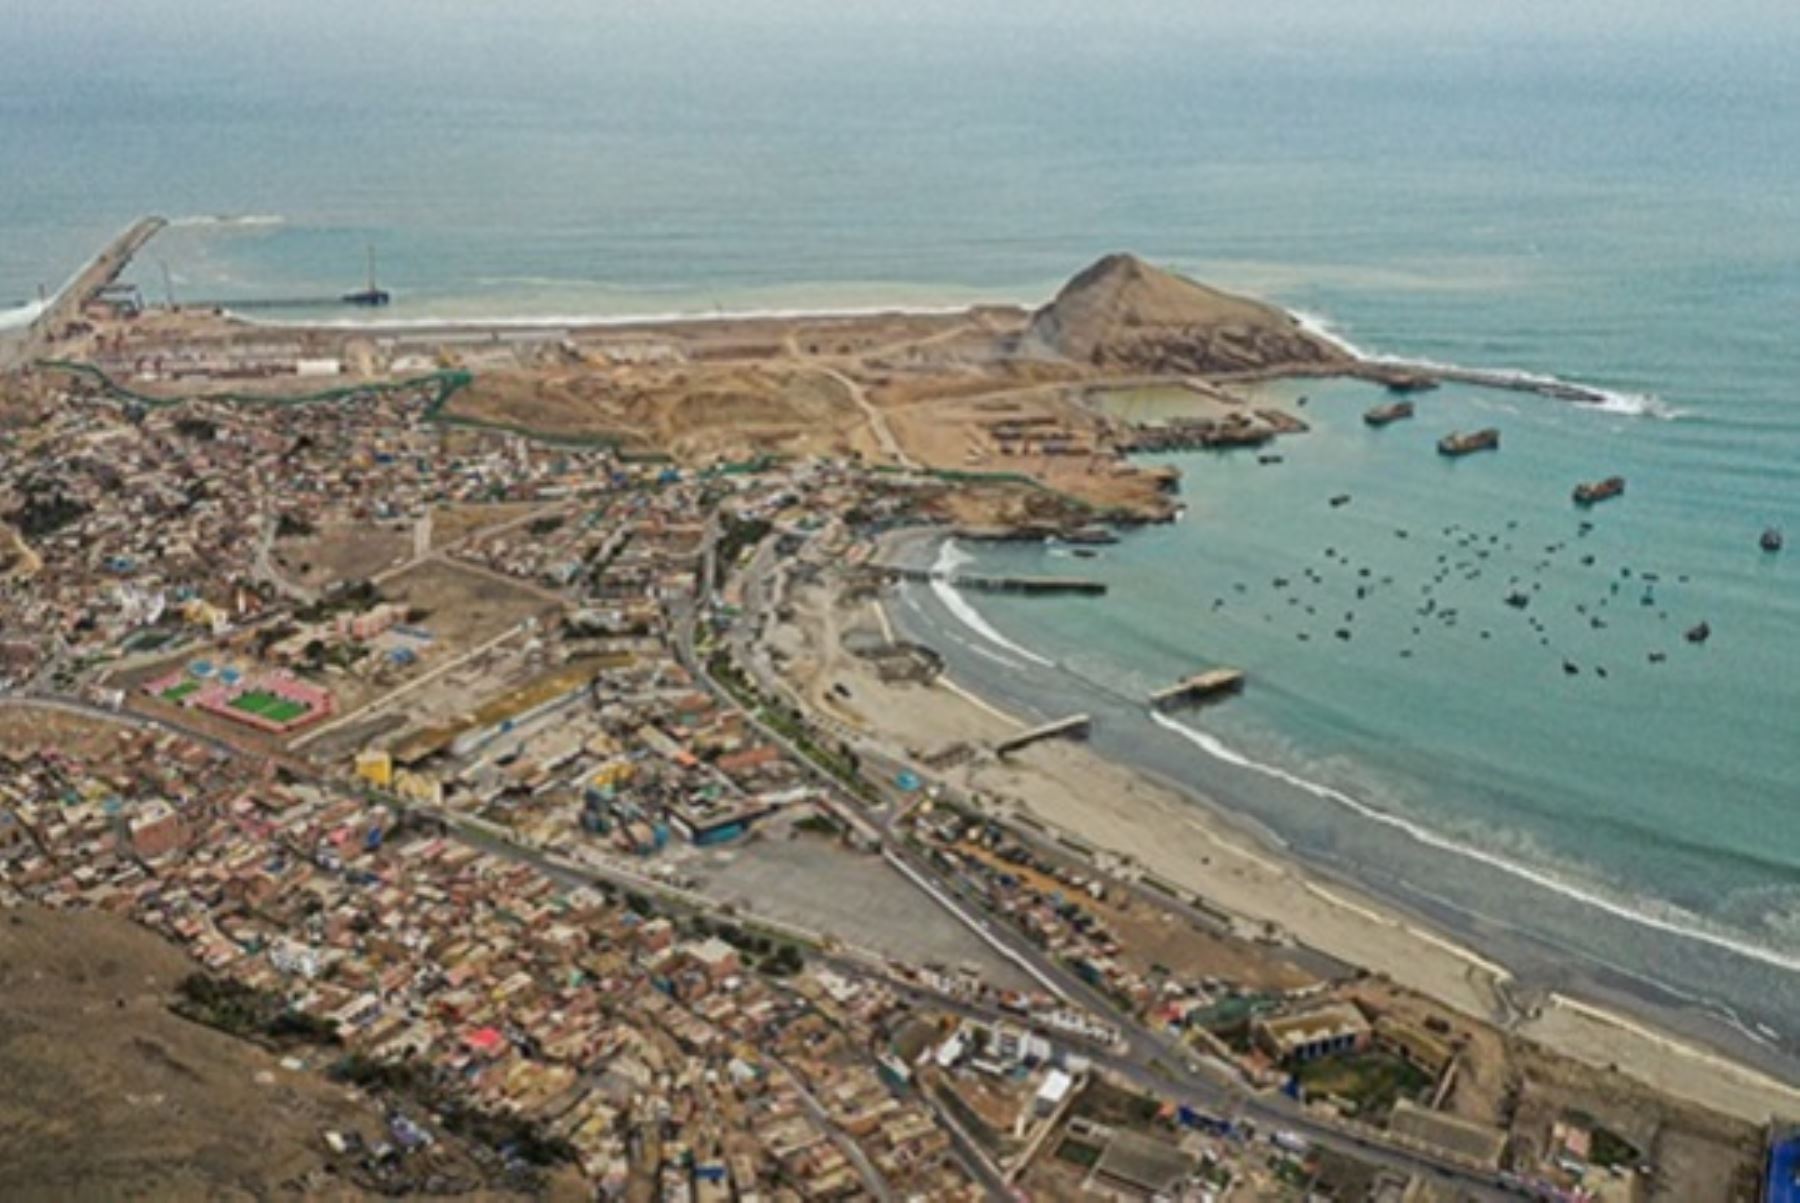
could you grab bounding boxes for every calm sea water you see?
[5,4,1799,1054]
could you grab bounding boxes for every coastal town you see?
[0,221,1795,1202]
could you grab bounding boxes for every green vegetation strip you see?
[39,359,470,413]
[40,361,811,468]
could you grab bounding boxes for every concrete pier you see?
[1150,668,1246,710]
[4,215,167,368]
[875,565,1106,596]
[995,714,1091,756]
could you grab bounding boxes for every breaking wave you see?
[928,540,1054,667]
[1148,710,1800,976]
[168,214,286,229]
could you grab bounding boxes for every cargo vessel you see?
[1437,428,1500,457]
[1363,400,1415,427]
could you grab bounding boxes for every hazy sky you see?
[19,0,1800,48]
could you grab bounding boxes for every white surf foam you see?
[1149,710,1800,976]
[1291,309,1683,421]
[227,299,987,332]
[167,214,286,229]
[0,299,45,331]
[927,540,1054,667]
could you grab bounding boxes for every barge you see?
[1437,428,1500,457]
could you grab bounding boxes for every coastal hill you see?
[1025,252,1350,375]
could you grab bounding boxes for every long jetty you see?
[5,216,167,367]
[1345,360,1623,407]
[1150,668,1246,710]
[875,565,1106,597]
[994,713,1091,757]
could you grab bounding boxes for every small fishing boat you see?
[1573,476,1626,506]
[1762,527,1784,553]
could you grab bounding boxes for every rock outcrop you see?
[1026,253,1350,376]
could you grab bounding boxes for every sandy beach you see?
[762,540,1800,1125]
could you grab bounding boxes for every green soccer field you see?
[161,680,200,703]
[228,691,309,723]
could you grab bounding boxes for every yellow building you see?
[589,758,635,790]
[354,749,394,789]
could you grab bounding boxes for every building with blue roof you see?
[1770,1130,1800,1203]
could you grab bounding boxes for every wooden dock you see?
[995,713,1091,756]
[1149,669,1246,710]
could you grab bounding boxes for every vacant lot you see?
[273,520,412,591]
[430,501,543,551]
[0,704,137,759]
[684,817,1031,990]
[378,556,560,649]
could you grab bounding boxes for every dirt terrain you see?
[49,255,1336,523]
[447,361,876,462]
[426,256,1330,519]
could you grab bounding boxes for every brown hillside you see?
[0,905,533,1202]
[1026,253,1349,375]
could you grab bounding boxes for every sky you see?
[18,0,1800,49]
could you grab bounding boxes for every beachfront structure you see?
[1252,1002,1372,1066]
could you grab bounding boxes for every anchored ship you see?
[341,245,391,307]
[1363,400,1415,427]
[1573,476,1626,506]
[1437,428,1500,457]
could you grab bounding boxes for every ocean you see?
[5,3,1798,1065]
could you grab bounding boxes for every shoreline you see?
[24,214,1677,424]
[220,297,1020,335]
[860,525,1800,1123]
[225,291,1670,419]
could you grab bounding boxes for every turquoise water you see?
[5,4,1799,1053]
[899,376,1800,1048]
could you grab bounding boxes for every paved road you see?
[2,510,1514,1196]
[251,512,322,604]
